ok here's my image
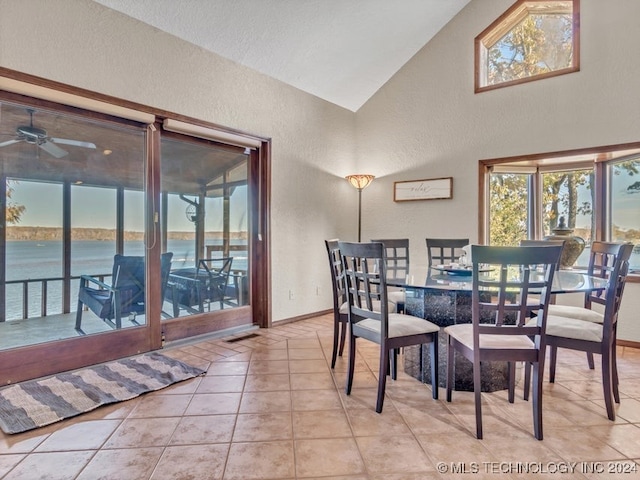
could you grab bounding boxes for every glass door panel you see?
[160,135,250,327]
[0,99,146,350]
[123,189,145,256]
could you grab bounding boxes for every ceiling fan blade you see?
[0,139,21,148]
[50,138,97,149]
[38,140,68,158]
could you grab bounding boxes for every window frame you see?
[479,141,640,281]
[475,0,580,93]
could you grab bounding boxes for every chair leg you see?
[613,342,620,404]
[602,348,616,421]
[549,346,558,383]
[376,346,389,413]
[345,329,356,396]
[473,359,483,440]
[390,348,398,380]
[523,362,531,401]
[508,361,516,403]
[430,336,439,400]
[446,338,454,402]
[75,299,84,330]
[331,318,340,369]
[338,321,347,357]
[587,352,595,370]
[532,361,544,440]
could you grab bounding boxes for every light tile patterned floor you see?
[1,313,640,479]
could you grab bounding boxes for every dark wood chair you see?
[445,244,562,440]
[339,241,440,413]
[325,239,348,369]
[76,252,173,330]
[426,238,469,266]
[529,242,634,420]
[519,239,566,307]
[198,257,233,310]
[370,238,410,377]
[519,239,566,269]
[370,238,410,284]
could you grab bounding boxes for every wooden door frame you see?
[0,68,271,383]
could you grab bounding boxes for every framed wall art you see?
[393,177,453,202]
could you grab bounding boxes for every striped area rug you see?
[0,352,206,434]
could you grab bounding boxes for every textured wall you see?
[0,0,356,322]
[1,0,639,340]
[354,0,640,341]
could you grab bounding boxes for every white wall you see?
[0,0,356,323]
[355,0,640,341]
[1,0,639,340]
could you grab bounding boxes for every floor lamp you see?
[345,174,375,242]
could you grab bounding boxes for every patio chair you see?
[76,252,173,330]
[198,257,234,310]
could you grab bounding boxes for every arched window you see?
[475,0,579,92]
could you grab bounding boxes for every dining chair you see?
[370,238,410,377]
[519,239,566,307]
[519,239,566,269]
[426,238,469,266]
[339,241,440,413]
[445,244,562,440]
[526,241,634,420]
[325,239,349,369]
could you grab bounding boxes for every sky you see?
[8,180,248,232]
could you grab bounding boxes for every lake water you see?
[4,240,248,320]
[2,240,637,321]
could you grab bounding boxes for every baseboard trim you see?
[617,339,640,349]
[273,309,332,326]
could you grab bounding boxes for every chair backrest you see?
[519,239,566,270]
[470,245,563,345]
[584,242,634,323]
[426,238,469,266]
[198,257,234,295]
[112,252,173,313]
[111,254,146,312]
[325,239,347,313]
[160,252,173,291]
[339,241,390,338]
[370,238,409,283]
[198,257,233,276]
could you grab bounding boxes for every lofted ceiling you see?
[92,0,471,112]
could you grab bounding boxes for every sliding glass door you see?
[0,78,269,383]
[159,134,252,341]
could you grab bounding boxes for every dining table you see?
[387,267,609,392]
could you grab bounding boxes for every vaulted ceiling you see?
[92,0,471,112]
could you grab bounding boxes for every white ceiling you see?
[92,0,470,112]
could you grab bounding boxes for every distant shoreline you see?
[5,226,247,241]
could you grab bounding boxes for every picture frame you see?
[393,177,453,202]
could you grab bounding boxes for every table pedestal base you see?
[402,286,513,392]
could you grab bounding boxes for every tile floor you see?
[1,313,640,479]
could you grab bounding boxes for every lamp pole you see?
[345,174,375,242]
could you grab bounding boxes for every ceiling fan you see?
[0,108,97,158]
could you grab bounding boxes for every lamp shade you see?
[345,174,375,190]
